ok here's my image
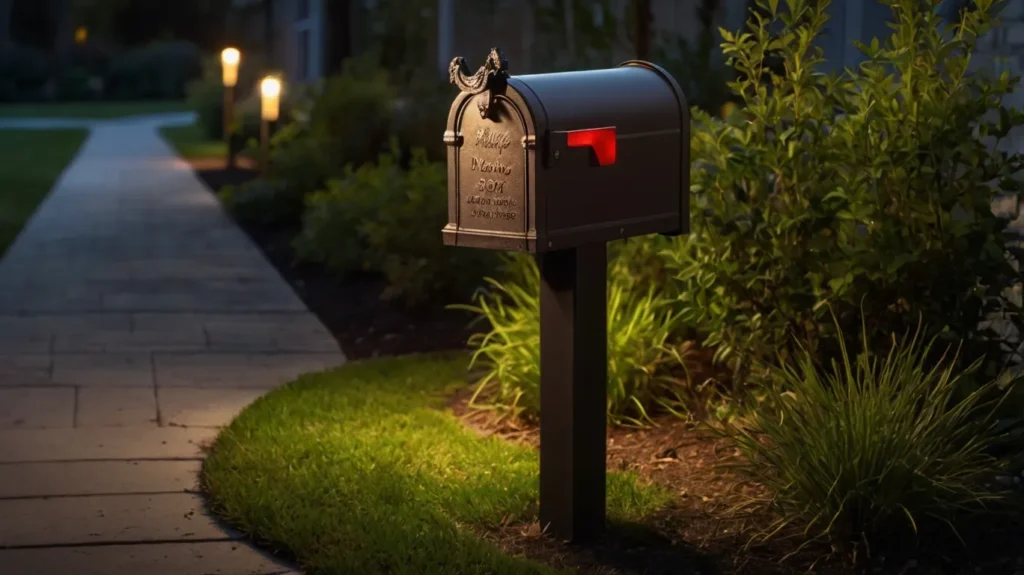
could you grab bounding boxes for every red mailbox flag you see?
[567,127,617,166]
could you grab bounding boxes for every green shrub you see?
[218,179,297,229]
[454,252,688,425]
[360,147,497,305]
[293,146,407,278]
[391,74,451,163]
[0,44,50,102]
[106,41,202,100]
[667,0,1024,389]
[303,59,395,170]
[54,66,98,102]
[225,56,396,229]
[294,143,497,306]
[728,318,1009,564]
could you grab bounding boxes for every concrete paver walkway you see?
[0,113,345,574]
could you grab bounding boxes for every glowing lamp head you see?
[221,47,241,87]
[260,76,282,121]
[221,47,240,66]
[260,77,281,99]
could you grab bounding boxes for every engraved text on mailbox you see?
[458,95,526,233]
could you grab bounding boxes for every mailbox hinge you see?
[443,130,463,147]
[521,135,536,150]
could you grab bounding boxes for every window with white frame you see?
[294,0,317,82]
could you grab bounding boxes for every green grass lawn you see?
[0,129,89,255]
[202,353,671,575]
[0,100,189,119]
[159,124,226,161]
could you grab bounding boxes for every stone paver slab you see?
[0,315,54,346]
[48,313,165,352]
[51,353,152,387]
[47,314,133,335]
[0,354,51,386]
[55,331,206,353]
[155,352,344,388]
[0,334,50,354]
[203,314,339,352]
[0,493,232,547]
[0,426,217,463]
[0,460,201,498]
[158,388,266,427]
[0,541,294,575]
[0,387,74,428]
[76,387,158,427]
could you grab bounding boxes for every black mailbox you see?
[441,49,692,545]
[443,49,689,253]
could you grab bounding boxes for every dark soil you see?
[447,387,1024,575]
[189,162,477,360]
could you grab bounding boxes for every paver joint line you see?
[0,457,207,465]
[0,537,241,551]
[72,386,79,427]
[0,490,199,501]
[0,113,333,574]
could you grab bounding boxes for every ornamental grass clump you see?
[454,252,687,425]
[728,319,1010,565]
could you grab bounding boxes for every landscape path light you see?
[221,47,241,169]
[259,75,282,174]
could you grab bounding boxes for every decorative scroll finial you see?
[449,48,509,119]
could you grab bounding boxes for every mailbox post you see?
[443,49,689,543]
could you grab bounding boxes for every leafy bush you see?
[667,0,1024,389]
[293,146,407,278]
[54,66,99,101]
[391,74,451,163]
[454,252,689,425]
[225,56,396,229]
[360,148,497,305]
[728,319,1009,564]
[0,44,49,102]
[106,41,202,100]
[294,143,496,306]
[218,179,296,229]
[303,59,395,171]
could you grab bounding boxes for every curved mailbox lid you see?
[510,63,684,133]
[512,61,690,239]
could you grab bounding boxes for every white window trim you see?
[293,0,322,82]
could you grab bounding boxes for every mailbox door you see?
[444,88,544,252]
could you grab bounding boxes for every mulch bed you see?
[446,387,1024,575]
[447,387,847,575]
[189,162,477,360]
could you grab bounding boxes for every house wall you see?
[251,0,1024,118]
[272,0,326,86]
[437,0,719,76]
